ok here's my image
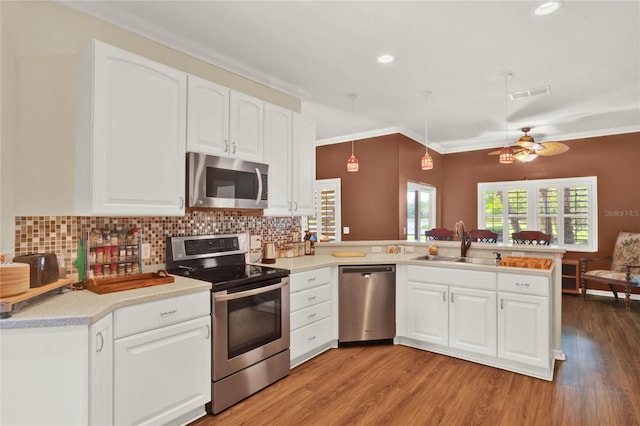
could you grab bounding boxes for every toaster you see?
[13,253,59,287]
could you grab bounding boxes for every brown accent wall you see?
[316,134,444,240]
[317,132,640,263]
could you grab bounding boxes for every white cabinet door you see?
[291,113,316,216]
[498,292,549,368]
[230,90,264,162]
[407,281,448,345]
[114,315,211,426]
[77,40,187,216]
[90,313,113,426]
[449,286,497,356]
[186,75,230,157]
[264,103,293,215]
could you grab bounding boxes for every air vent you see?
[509,85,551,101]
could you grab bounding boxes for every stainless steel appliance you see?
[187,152,268,209]
[338,265,396,343]
[166,234,290,414]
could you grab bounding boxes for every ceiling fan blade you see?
[515,140,545,151]
[537,142,570,156]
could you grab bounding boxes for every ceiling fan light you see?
[347,154,359,172]
[515,151,538,162]
[499,146,515,164]
[421,152,434,170]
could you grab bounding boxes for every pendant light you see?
[499,73,515,164]
[421,91,434,170]
[346,93,359,172]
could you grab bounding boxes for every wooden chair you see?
[425,228,454,241]
[581,231,640,310]
[468,229,499,243]
[512,231,552,245]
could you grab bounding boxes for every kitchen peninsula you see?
[268,240,565,381]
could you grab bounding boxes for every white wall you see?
[0,0,301,252]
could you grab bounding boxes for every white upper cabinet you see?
[76,40,187,216]
[187,74,264,162]
[264,104,316,217]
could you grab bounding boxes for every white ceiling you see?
[62,1,640,153]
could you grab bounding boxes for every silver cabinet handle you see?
[442,291,446,302]
[288,201,293,212]
[308,335,317,342]
[224,140,229,152]
[307,277,316,282]
[293,201,298,211]
[232,141,237,154]
[308,295,317,301]
[308,313,316,319]
[500,298,504,309]
[96,331,104,353]
[160,309,177,317]
[451,293,455,303]
[205,324,210,339]
[515,282,530,287]
[179,196,184,209]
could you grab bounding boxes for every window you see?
[477,177,597,251]
[407,182,437,241]
[308,179,341,242]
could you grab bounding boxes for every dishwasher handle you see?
[339,265,395,275]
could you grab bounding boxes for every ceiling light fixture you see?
[421,91,434,170]
[499,73,515,164]
[346,93,359,173]
[377,54,395,64]
[533,1,563,16]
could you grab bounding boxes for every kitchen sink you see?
[411,255,498,266]
[454,257,499,266]
[411,255,461,262]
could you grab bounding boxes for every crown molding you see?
[56,1,309,100]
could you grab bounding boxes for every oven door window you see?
[227,288,282,359]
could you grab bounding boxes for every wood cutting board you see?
[332,252,367,257]
[85,270,174,294]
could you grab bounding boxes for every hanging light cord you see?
[424,91,430,154]
[504,74,509,146]
[351,95,355,156]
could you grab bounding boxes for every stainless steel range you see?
[166,234,290,414]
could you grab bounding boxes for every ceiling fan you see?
[489,127,570,162]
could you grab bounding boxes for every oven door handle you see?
[214,280,286,302]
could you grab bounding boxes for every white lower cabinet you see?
[497,273,550,369]
[406,282,448,345]
[90,312,114,426]
[402,265,552,380]
[113,292,211,426]
[289,267,334,367]
[449,286,496,356]
[407,268,496,356]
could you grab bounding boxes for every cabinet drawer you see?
[408,265,496,290]
[498,273,549,297]
[290,284,331,312]
[291,301,331,331]
[290,317,332,360]
[290,268,331,293]
[114,291,210,339]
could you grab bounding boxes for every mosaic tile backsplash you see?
[14,211,301,273]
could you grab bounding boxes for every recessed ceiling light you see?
[377,54,395,64]
[533,1,563,16]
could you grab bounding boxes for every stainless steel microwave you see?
[187,152,268,209]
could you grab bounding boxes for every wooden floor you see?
[192,294,640,426]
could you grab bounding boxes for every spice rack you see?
[83,227,143,281]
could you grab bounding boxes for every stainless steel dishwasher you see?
[338,264,396,343]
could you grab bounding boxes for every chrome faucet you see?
[455,220,472,258]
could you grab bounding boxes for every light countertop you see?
[0,275,211,329]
